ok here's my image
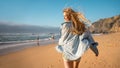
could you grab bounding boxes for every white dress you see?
[56,22,93,61]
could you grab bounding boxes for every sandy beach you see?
[0,32,120,68]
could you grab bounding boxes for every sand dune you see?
[0,32,120,68]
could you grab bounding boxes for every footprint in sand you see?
[84,61,87,63]
[58,59,61,62]
[48,64,54,68]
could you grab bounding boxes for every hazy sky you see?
[0,0,120,27]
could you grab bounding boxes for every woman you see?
[56,8,98,68]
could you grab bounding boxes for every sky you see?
[0,0,120,27]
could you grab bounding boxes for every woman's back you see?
[58,22,90,61]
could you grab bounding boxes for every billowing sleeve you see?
[58,23,70,46]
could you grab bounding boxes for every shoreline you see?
[0,40,58,55]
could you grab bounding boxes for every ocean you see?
[0,33,59,43]
[0,33,59,55]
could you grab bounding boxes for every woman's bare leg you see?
[74,58,81,68]
[63,60,73,68]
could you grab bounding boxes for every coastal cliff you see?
[90,15,120,33]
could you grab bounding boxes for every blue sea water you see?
[0,33,60,55]
[0,33,59,43]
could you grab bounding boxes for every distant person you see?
[51,34,55,40]
[37,36,40,46]
[56,8,99,68]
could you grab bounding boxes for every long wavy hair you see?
[63,8,88,35]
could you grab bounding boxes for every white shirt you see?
[56,22,92,60]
